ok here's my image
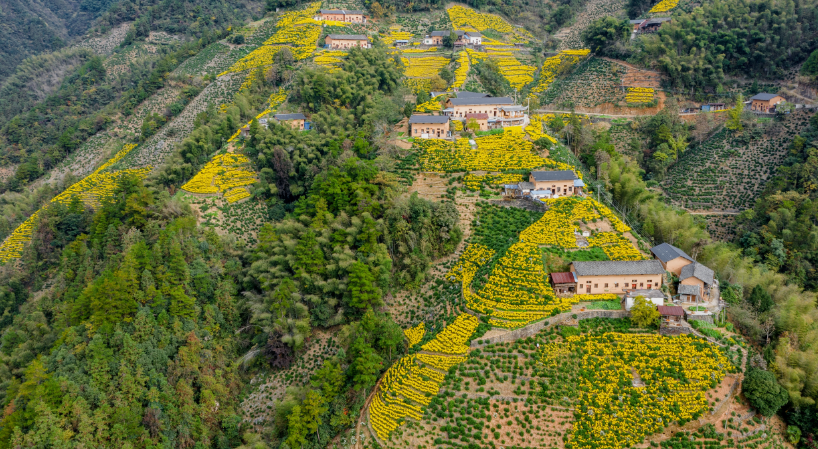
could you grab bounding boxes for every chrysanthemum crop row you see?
[649,0,679,12]
[449,51,469,90]
[0,167,152,262]
[181,153,256,197]
[415,95,445,113]
[526,114,558,143]
[403,78,431,94]
[92,143,137,174]
[381,30,413,45]
[417,128,544,172]
[531,49,590,94]
[626,87,655,104]
[447,5,514,32]
[404,322,425,346]
[421,314,479,354]
[462,173,523,190]
[538,333,732,449]
[402,56,449,78]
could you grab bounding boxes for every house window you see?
[586,281,591,284]
[648,280,653,283]
[604,283,608,288]
[614,283,619,287]
[631,279,637,283]
[639,283,644,287]
[594,284,598,288]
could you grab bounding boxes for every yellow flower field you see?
[531,49,590,94]
[181,153,257,198]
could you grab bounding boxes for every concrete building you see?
[315,9,366,23]
[529,170,584,197]
[571,260,665,294]
[409,115,449,138]
[622,289,665,310]
[274,113,306,130]
[325,34,371,49]
[749,93,785,112]
[443,96,514,118]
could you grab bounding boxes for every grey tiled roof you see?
[750,93,780,101]
[430,31,450,36]
[573,260,665,277]
[449,97,513,106]
[320,9,364,14]
[327,34,368,40]
[456,91,491,98]
[650,242,694,263]
[678,284,701,296]
[518,182,535,190]
[679,262,715,285]
[625,289,665,299]
[408,115,449,124]
[531,170,577,182]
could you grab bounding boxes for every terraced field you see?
[663,111,814,211]
[541,57,624,108]
[554,0,628,50]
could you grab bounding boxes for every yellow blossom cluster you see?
[403,78,431,94]
[590,198,631,232]
[371,314,477,440]
[462,173,524,190]
[449,51,469,90]
[588,232,644,260]
[626,87,655,104]
[224,188,251,203]
[402,56,449,78]
[531,49,590,94]
[0,167,151,262]
[404,322,425,346]
[446,243,495,285]
[240,70,258,91]
[417,128,544,172]
[539,333,731,449]
[415,94,445,113]
[220,45,283,76]
[452,120,464,132]
[466,50,535,90]
[181,154,256,198]
[649,0,679,12]
[447,5,514,32]
[526,114,558,143]
[399,47,438,54]
[381,30,413,45]
[519,197,601,247]
[421,314,479,354]
[478,242,555,306]
[93,143,137,174]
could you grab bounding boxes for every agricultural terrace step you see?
[469,309,629,347]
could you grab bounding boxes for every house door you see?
[632,284,637,289]
[586,286,591,293]
[647,284,651,289]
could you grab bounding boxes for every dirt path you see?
[598,56,662,76]
[686,210,741,215]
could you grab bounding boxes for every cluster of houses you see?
[549,241,718,332]
[422,30,483,47]
[314,9,367,23]
[408,91,529,138]
[503,170,585,200]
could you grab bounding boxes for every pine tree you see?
[347,262,382,310]
[351,337,382,390]
[168,285,196,319]
[303,390,328,439]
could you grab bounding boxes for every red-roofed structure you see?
[657,306,684,316]
[550,272,576,295]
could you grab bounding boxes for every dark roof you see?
[678,284,701,296]
[327,34,369,40]
[750,93,781,101]
[551,272,576,284]
[531,170,577,182]
[650,242,694,264]
[645,17,672,24]
[408,115,449,124]
[449,97,514,106]
[430,31,450,37]
[465,113,488,119]
[572,260,665,277]
[465,31,482,37]
[274,113,306,121]
[658,306,685,316]
[456,91,492,98]
[320,9,364,14]
[629,19,645,24]
[679,262,715,285]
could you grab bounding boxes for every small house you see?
[550,272,577,295]
[325,34,371,49]
[529,170,582,197]
[637,18,671,33]
[622,289,665,311]
[701,103,726,112]
[426,31,449,45]
[394,39,410,47]
[274,113,307,131]
[571,260,665,295]
[444,96,514,118]
[750,93,785,113]
[650,242,694,276]
[408,115,449,138]
[679,262,715,301]
[658,306,685,326]
[678,284,701,303]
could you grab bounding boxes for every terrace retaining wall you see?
[469,309,629,347]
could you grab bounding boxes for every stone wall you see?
[470,310,629,347]
[686,314,714,324]
[659,326,692,336]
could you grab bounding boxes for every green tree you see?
[286,405,308,448]
[748,285,774,313]
[743,368,789,416]
[466,118,481,133]
[350,337,383,390]
[311,360,345,398]
[582,16,630,55]
[302,390,328,439]
[801,49,818,78]
[727,94,744,132]
[630,296,659,328]
[346,262,383,310]
[443,31,457,48]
